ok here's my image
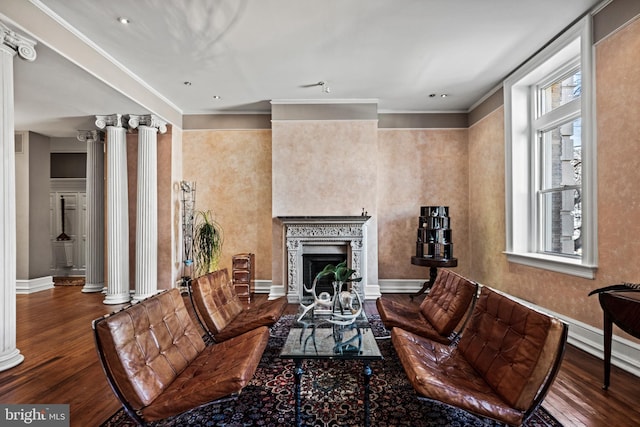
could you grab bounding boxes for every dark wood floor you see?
[1,286,639,427]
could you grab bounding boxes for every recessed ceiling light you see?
[429,93,436,98]
[212,95,221,100]
[117,17,130,24]
[441,94,448,98]
[183,81,192,86]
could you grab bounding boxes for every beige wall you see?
[271,120,379,289]
[467,17,640,333]
[182,122,471,288]
[377,129,470,279]
[182,130,273,279]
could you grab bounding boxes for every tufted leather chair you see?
[191,268,287,342]
[391,285,568,426]
[376,269,478,344]
[93,288,270,425]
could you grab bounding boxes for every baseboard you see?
[256,279,273,294]
[16,276,55,294]
[378,279,424,293]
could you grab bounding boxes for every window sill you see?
[504,252,597,279]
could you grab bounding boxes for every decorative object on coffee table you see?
[302,260,363,318]
[411,206,458,298]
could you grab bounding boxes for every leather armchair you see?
[191,268,287,342]
[391,285,568,426]
[93,288,270,425]
[376,268,477,344]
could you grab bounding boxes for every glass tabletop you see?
[280,295,382,360]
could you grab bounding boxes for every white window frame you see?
[504,15,597,279]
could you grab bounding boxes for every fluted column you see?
[0,21,36,372]
[96,114,130,305]
[78,130,105,293]
[129,115,166,301]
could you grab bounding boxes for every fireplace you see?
[302,253,348,297]
[278,216,370,303]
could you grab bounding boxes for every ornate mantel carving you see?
[278,216,370,303]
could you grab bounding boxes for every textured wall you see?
[271,120,378,288]
[377,129,470,279]
[182,124,470,288]
[468,17,640,333]
[182,130,273,279]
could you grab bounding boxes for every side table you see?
[410,256,458,299]
[593,290,640,389]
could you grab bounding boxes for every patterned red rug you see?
[101,315,563,426]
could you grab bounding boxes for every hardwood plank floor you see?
[1,287,639,426]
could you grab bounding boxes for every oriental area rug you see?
[101,315,563,427]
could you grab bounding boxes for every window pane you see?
[540,189,582,256]
[540,69,581,115]
[540,118,582,190]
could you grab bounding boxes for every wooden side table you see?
[410,256,458,299]
[595,290,640,389]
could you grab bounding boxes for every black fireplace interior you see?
[303,253,348,297]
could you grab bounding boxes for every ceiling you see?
[7,0,603,137]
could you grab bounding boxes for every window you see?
[504,16,596,278]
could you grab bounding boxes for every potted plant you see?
[315,260,362,291]
[314,261,363,313]
[193,210,224,276]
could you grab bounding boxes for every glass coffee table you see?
[280,295,383,427]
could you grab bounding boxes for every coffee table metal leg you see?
[363,362,372,427]
[294,360,303,426]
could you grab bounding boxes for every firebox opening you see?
[302,253,348,297]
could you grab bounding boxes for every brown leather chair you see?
[93,288,270,425]
[376,268,477,344]
[391,285,568,426]
[190,268,287,342]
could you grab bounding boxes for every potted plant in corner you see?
[193,210,224,277]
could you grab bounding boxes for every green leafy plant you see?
[193,210,224,276]
[314,260,362,284]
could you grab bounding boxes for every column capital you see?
[77,130,104,143]
[0,21,36,61]
[128,114,167,134]
[95,114,124,129]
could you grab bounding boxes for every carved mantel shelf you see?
[278,216,371,303]
[278,215,371,223]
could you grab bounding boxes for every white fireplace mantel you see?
[278,216,375,303]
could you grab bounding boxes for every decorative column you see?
[0,22,36,372]
[96,114,130,304]
[78,130,105,293]
[129,115,166,301]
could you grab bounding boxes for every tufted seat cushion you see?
[377,269,477,343]
[392,285,567,426]
[94,288,270,423]
[191,268,287,342]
